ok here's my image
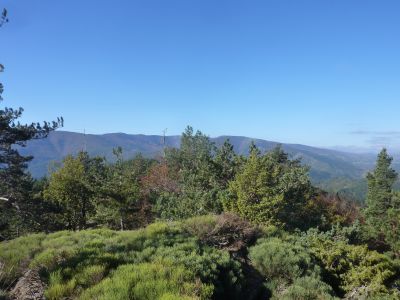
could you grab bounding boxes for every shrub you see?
[276,276,336,300]
[75,265,106,286]
[0,221,244,299]
[302,229,400,297]
[184,213,260,253]
[249,237,319,285]
[79,261,213,300]
[183,215,218,241]
[45,278,76,300]
[249,237,330,299]
[0,233,45,287]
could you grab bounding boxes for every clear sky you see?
[1,0,400,151]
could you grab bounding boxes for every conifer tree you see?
[365,149,399,254]
[365,149,397,227]
[214,139,238,188]
[97,148,145,230]
[157,126,222,219]
[224,145,314,229]
[0,9,62,238]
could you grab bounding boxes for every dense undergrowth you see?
[1,214,399,300]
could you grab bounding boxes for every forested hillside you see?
[19,131,377,180]
[20,131,400,202]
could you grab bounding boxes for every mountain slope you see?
[20,131,378,184]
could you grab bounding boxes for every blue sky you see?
[1,0,400,151]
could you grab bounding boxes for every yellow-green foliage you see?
[45,278,77,300]
[249,237,319,283]
[0,233,45,285]
[276,276,337,300]
[223,146,314,229]
[304,230,400,297]
[183,215,217,240]
[249,237,336,299]
[0,222,242,299]
[80,261,213,300]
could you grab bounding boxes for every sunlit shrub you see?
[0,233,45,287]
[249,237,319,284]
[302,229,400,297]
[276,276,336,300]
[0,221,244,299]
[45,278,76,300]
[80,261,213,300]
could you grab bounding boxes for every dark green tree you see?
[157,126,222,219]
[365,149,397,222]
[0,9,62,239]
[95,148,152,230]
[364,149,400,254]
[214,139,238,189]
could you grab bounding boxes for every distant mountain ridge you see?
[20,131,385,184]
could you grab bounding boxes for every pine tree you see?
[365,149,399,254]
[96,148,149,230]
[224,145,314,229]
[0,9,62,238]
[215,139,238,188]
[365,149,398,229]
[156,126,222,219]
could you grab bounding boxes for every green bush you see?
[0,222,244,299]
[183,215,218,241]
[45,278,77,300]
[249,237,319,285]
[0,233,45,287]
[276,276,336,300]
[302,229,400,297]
[248,237,335,299]
[80,261,213,300]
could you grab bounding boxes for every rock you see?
[9,269,45,300]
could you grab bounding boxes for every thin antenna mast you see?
[162,128,167,157]
[83,129,87,152]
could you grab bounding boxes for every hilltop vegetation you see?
[1,127,360,239]
[1,125,400,299]
[1,215,399,299]
[20,131,395,202]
